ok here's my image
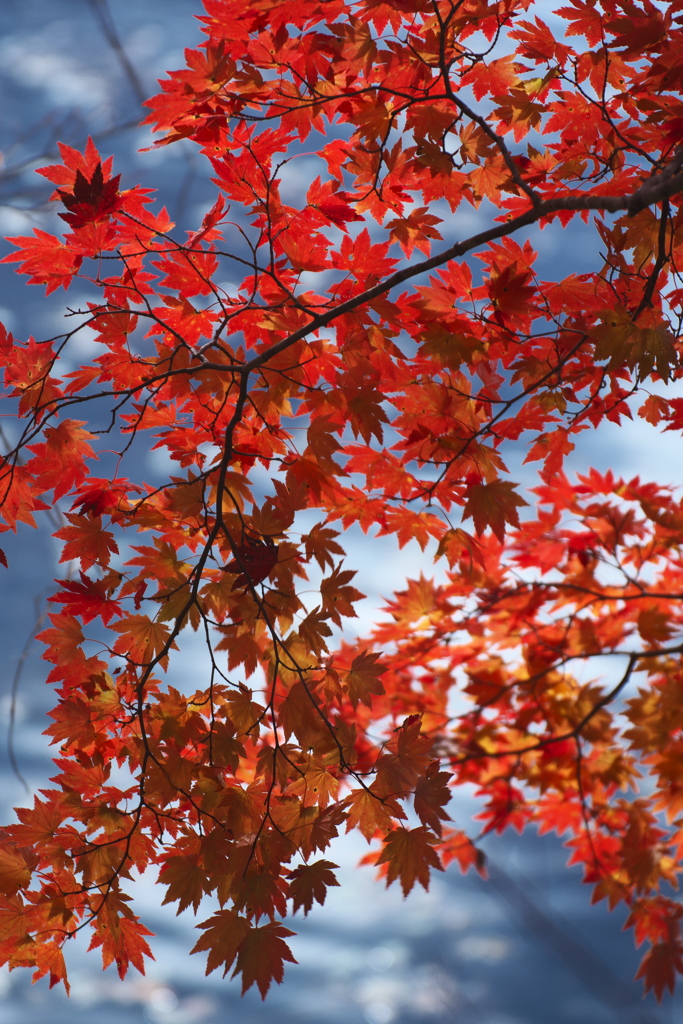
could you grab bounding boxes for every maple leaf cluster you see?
[2,0,683,1002]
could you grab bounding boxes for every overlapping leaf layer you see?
[2,0,683,1000]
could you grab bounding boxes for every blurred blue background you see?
[0,2,681,1022]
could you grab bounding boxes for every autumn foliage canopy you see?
[3,0,683,1002]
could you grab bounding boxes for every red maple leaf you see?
[57,163,121,229]
[223,535,279,590]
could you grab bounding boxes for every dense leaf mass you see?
[2,0,683,1001]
